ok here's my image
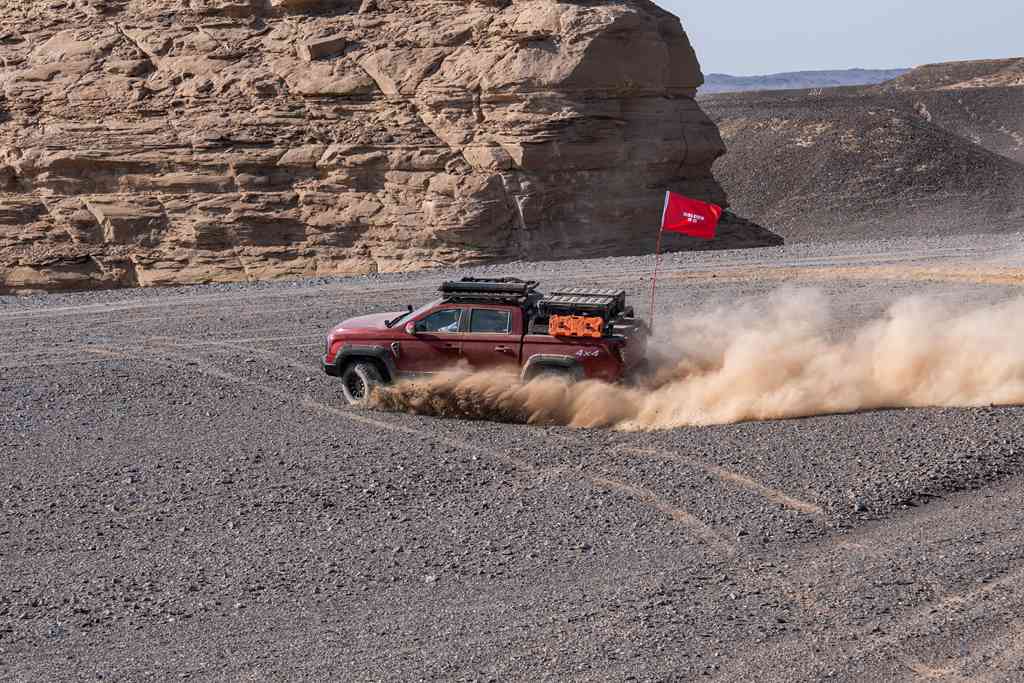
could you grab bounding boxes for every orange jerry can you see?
[548,315,604,338]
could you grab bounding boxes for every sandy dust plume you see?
[369,289,1024,430]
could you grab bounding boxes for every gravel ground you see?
[3,234,1024,681]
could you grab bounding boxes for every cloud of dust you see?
[369,289,1024,431]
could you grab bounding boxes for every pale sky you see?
[661,0,1024,75]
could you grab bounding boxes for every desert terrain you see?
[3,1,1024,680]
[3,231,1024,680]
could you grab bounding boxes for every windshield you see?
[387,300,436,328]
[386,309,412,327]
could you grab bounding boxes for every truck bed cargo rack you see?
[537,288,628,320]
[440,277,541,305]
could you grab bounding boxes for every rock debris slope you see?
[703,59,1024,243]
[0,0,780,293]
[876,58,1024,165]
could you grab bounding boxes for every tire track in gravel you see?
[107,340,752,559]
[851,564,1024,682]
[589,476,738,556]
[149,341,789,561]
[80,344,552,482]
[712,476,1024,680]
[485,428,759,558]
[620,446,825,517]
[148,337,318,374]
[502,431,1024,679]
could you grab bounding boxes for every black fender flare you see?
[333,345,398,382]
[521,354,585,382]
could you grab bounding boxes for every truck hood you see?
[333,311,405,333]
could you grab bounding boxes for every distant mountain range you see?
[701,68,910,94]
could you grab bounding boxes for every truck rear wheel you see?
[527,367,575,384]
[340,361,384,406]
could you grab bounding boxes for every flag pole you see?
[648,227,664,331]
[649,191,671,331]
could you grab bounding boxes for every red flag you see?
[660,191,722,240]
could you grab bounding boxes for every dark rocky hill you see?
[881,58,1024,91]
[702,59,1024,243]
[874,58,1024,164]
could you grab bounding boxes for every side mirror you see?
[404,321,417,336]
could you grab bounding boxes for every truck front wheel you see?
[340,361,384,406]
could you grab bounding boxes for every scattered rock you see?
[297,33,347,62]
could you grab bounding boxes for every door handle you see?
[442,343,460,350]
[495,346,515,355]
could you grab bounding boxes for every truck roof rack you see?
[439,277,540,305]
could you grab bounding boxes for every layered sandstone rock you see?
[0,0,780,293]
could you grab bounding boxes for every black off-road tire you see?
[627,359,654,385]
[340,361,384,406]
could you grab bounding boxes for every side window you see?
[469,309,512,334]
[416,309,462,333]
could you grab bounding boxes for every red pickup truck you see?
[323,278,648,405]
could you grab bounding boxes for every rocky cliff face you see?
[0,0,778,293]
